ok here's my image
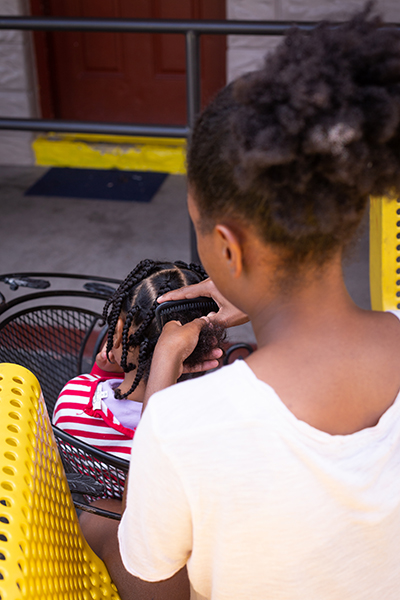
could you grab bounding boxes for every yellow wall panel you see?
[369,196,400,311]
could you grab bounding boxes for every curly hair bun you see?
[188,4,400,265]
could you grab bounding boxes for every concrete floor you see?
[0,166,191,277]
[0,165,371,343]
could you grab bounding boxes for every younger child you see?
[52,259,224,459]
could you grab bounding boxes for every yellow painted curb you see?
[32,133,187,174]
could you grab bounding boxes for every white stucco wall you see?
[0,0,38,165]
[227,0,400,82]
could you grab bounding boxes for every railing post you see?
[186,29,201,262]
[186,29,201,129]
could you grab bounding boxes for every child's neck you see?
[247,256,359,349]
[116,375,146,403]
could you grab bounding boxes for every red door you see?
[31,0,226,125]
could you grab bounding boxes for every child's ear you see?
[215,224,243,278]
[114,317,125,349]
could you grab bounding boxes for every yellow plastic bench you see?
[0,362,121,600]
[370,195,400,311]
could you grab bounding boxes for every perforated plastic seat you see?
[370,195,400,310]
[0,362,121,600]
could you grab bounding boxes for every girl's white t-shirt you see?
[119,310,400,600]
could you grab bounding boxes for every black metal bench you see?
[0,272,254,519]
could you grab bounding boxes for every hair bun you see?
[188,5,400,266]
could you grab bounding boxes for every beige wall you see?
[227,0,400,81]
[0,0,37,165]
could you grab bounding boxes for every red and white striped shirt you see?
[52,363,140,459]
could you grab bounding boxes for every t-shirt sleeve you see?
[118,397,192,581]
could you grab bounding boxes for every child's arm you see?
[80,499,190,600]
[157,277,249,328]
[142,317,212,412]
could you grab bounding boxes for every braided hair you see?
[102,259,212,399]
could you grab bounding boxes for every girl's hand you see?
[181,345,222,374]
[157,278,249,328]
[155,318,211,379]
[142,317,218,412]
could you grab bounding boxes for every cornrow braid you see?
[115,337,151,399]
[128,293,165,349]
[102,259,161,361]
[118,283,175,388]
[121,284,175,360]
[102,259,159,324]
[102,259,156,321]
[105,295,124,360]
[119,306,140,372]
[187,262,208,279]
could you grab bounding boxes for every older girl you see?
[83,8,400,600]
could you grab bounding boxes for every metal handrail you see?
[1,16,398,33]
[1,16,398,135]
[0,118,189,138]
[0,17,324,34]
[0,16,320,136]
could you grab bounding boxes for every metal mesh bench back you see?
[55,427,129,501]
[0,305,102,416]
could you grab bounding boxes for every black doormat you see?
[25,167,168,202]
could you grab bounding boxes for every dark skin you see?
[184,192,400,435]
[80,498,190,600]
[160,192,400,437]
[81,191,400,598]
